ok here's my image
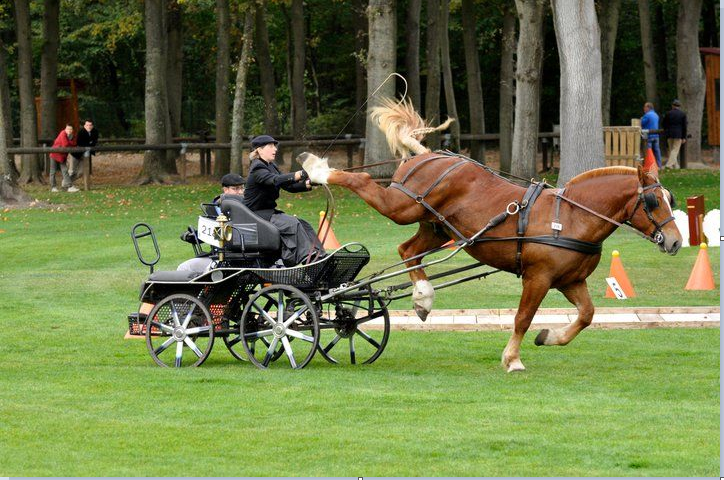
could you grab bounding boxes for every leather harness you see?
[389,152,668,277]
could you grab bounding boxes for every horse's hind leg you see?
[502,276,551,372]
[398,222,450,321]
[534,281,594,346]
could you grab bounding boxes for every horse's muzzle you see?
[660,235,682,255]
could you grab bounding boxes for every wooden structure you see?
[603,126,641,166]
[686,195,706,245]
[700,47,719,146]
[34,78,81,135]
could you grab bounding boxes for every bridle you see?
[625,182,676,245]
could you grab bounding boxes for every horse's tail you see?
[370,97,455,159]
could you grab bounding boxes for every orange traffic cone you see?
[685,243,715,290]
[605,250,636,298]
[643,147,658,175]
[318,211,341,250]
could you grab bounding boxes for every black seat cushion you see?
[220,195,281,252]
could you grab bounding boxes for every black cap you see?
[250,134,279,149]
[672,99,682,106]
[221,173,245,187]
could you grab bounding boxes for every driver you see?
[243,134,325,266]
[177,173,246,272]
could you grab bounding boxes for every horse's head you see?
[627,166,682,255]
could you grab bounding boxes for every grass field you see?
[0,168,719,476]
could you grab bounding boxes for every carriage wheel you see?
[317,294,390,365]
[145,294,215,368]
[240,285,319,369]
[223,294,285,362]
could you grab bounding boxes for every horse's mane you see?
[370,97,454,159]
[566,166,637,186]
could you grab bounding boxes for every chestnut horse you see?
[300,106,682,372]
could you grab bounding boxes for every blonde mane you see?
[370,97,454,159]
[566,166,638,186]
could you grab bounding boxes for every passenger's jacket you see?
[49,130,77,163]
[243,158,309,219]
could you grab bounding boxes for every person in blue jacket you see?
[244,135,325,266]
[641,102,661,167]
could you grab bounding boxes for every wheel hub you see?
[272,323,286,338]
[173,327,187,341]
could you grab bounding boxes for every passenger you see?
[243,134,325,267]
[177,173,246,273]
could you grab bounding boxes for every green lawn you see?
[0,169,719,476]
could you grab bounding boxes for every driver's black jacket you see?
[243,158,309,219]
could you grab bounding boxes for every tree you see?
[675,0,705,168]
[354,0,368,136]
[461,0,485,162]
[137,0,172,184]
[439,0,459,152]
[405,0,421,111]
[637,0,658,108]
[424,0,441,150]
[511,0,545,180]
[364,0,396,176]
[230,7,255,175]
[498,3,516,173]
[0,37,16,178]
[214,0,231,176]
[552,0,605,185]
[40,0,60,143]
[167,0,183,140]
[14,0,41,184]
[0,36,29,205]
[599,0,621,126]
[254,0,280,135]
[290,0,307,157]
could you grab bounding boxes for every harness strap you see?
[553,188,566,239]
[515,182,547,276]
[399,154,455,184]
[390,181,469,241]
[473,235,602,254]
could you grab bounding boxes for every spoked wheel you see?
[222,318,248,362]
[317,294,390,365]
[145,294,215,368]
[240,285,319,369]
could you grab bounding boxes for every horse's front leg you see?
[534,280,594,346]
[398,222,450,321]
[502,275,551,372]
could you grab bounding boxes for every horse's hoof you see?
[414,305,429,322]
[300,152,331,184]
[534,329,549,346]
[506,360,526,373]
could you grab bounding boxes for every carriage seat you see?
[219,194,281,253]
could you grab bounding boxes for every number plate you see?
[197,216,221,247]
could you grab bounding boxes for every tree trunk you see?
[254,1,280,135]
[14,0,41,184]
[230,8,255,175]
[290,0,308,155]
[354,0,368,135]
[461,0,485,162]
[676,0,705,168]
[167,0,183,139]
[499,4,516,173]
[599,0,620,126]
[511,0,545,180]
[0,36,17,178]
[138,0,172,184]
[405,0,422,111]
[552,0,605,185]
[424,0,441,149]
[365,0,396,177]
[214,0,231,176]
[653,2,668,83]
[637,0,658,108]
[439,0,459,152]
[40,0,60,142]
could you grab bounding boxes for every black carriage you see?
[130,195,391,369]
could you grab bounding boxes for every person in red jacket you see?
[49,124,79,192]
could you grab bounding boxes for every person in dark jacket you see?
[244,134,325,266]
[662,99,688,169]
[70,120,99,180]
